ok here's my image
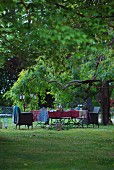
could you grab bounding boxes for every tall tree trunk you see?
[101,81,110,125]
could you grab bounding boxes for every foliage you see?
[0,57,22,106]
[0,0,114,107]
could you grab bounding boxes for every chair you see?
[13,106,33,129]
[36,107,49,127]
[76,110,89,128]
[87,107,100,128]
[92,107,100,113]
[16,112,33,129]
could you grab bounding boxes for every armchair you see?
[16,112,33,129]
[88,107,100,128]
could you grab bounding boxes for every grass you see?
[0,118,114,170]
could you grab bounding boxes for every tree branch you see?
[55,2,114,19]
[48,79,100,91]
[20,0,31,29]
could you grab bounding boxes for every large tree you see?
[0,0,114,124]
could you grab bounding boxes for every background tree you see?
[0,57,22,106]
[0,0,114,124]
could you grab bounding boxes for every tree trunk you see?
[100,81,110,125]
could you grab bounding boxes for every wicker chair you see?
[13,106,33,129]
[88,107,100,128]
[16,112,33,129]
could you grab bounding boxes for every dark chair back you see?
[16,112,33,129]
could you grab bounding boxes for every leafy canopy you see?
[1,0,114,107]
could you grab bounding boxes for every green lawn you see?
[0,119,114,170]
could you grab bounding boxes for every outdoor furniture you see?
[50,110,72,129]
[48,110,88,129]
[35,107,49,127]
[73,110,89,128]
[16,112,33,129]
[87,107,100,128]
[32,110,40,122]
[32,109,89,129]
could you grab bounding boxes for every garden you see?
[0,118,114,170]
[0,1,114,169]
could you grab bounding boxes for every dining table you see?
[32,109,88,122]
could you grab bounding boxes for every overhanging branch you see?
[48,79,100,91]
